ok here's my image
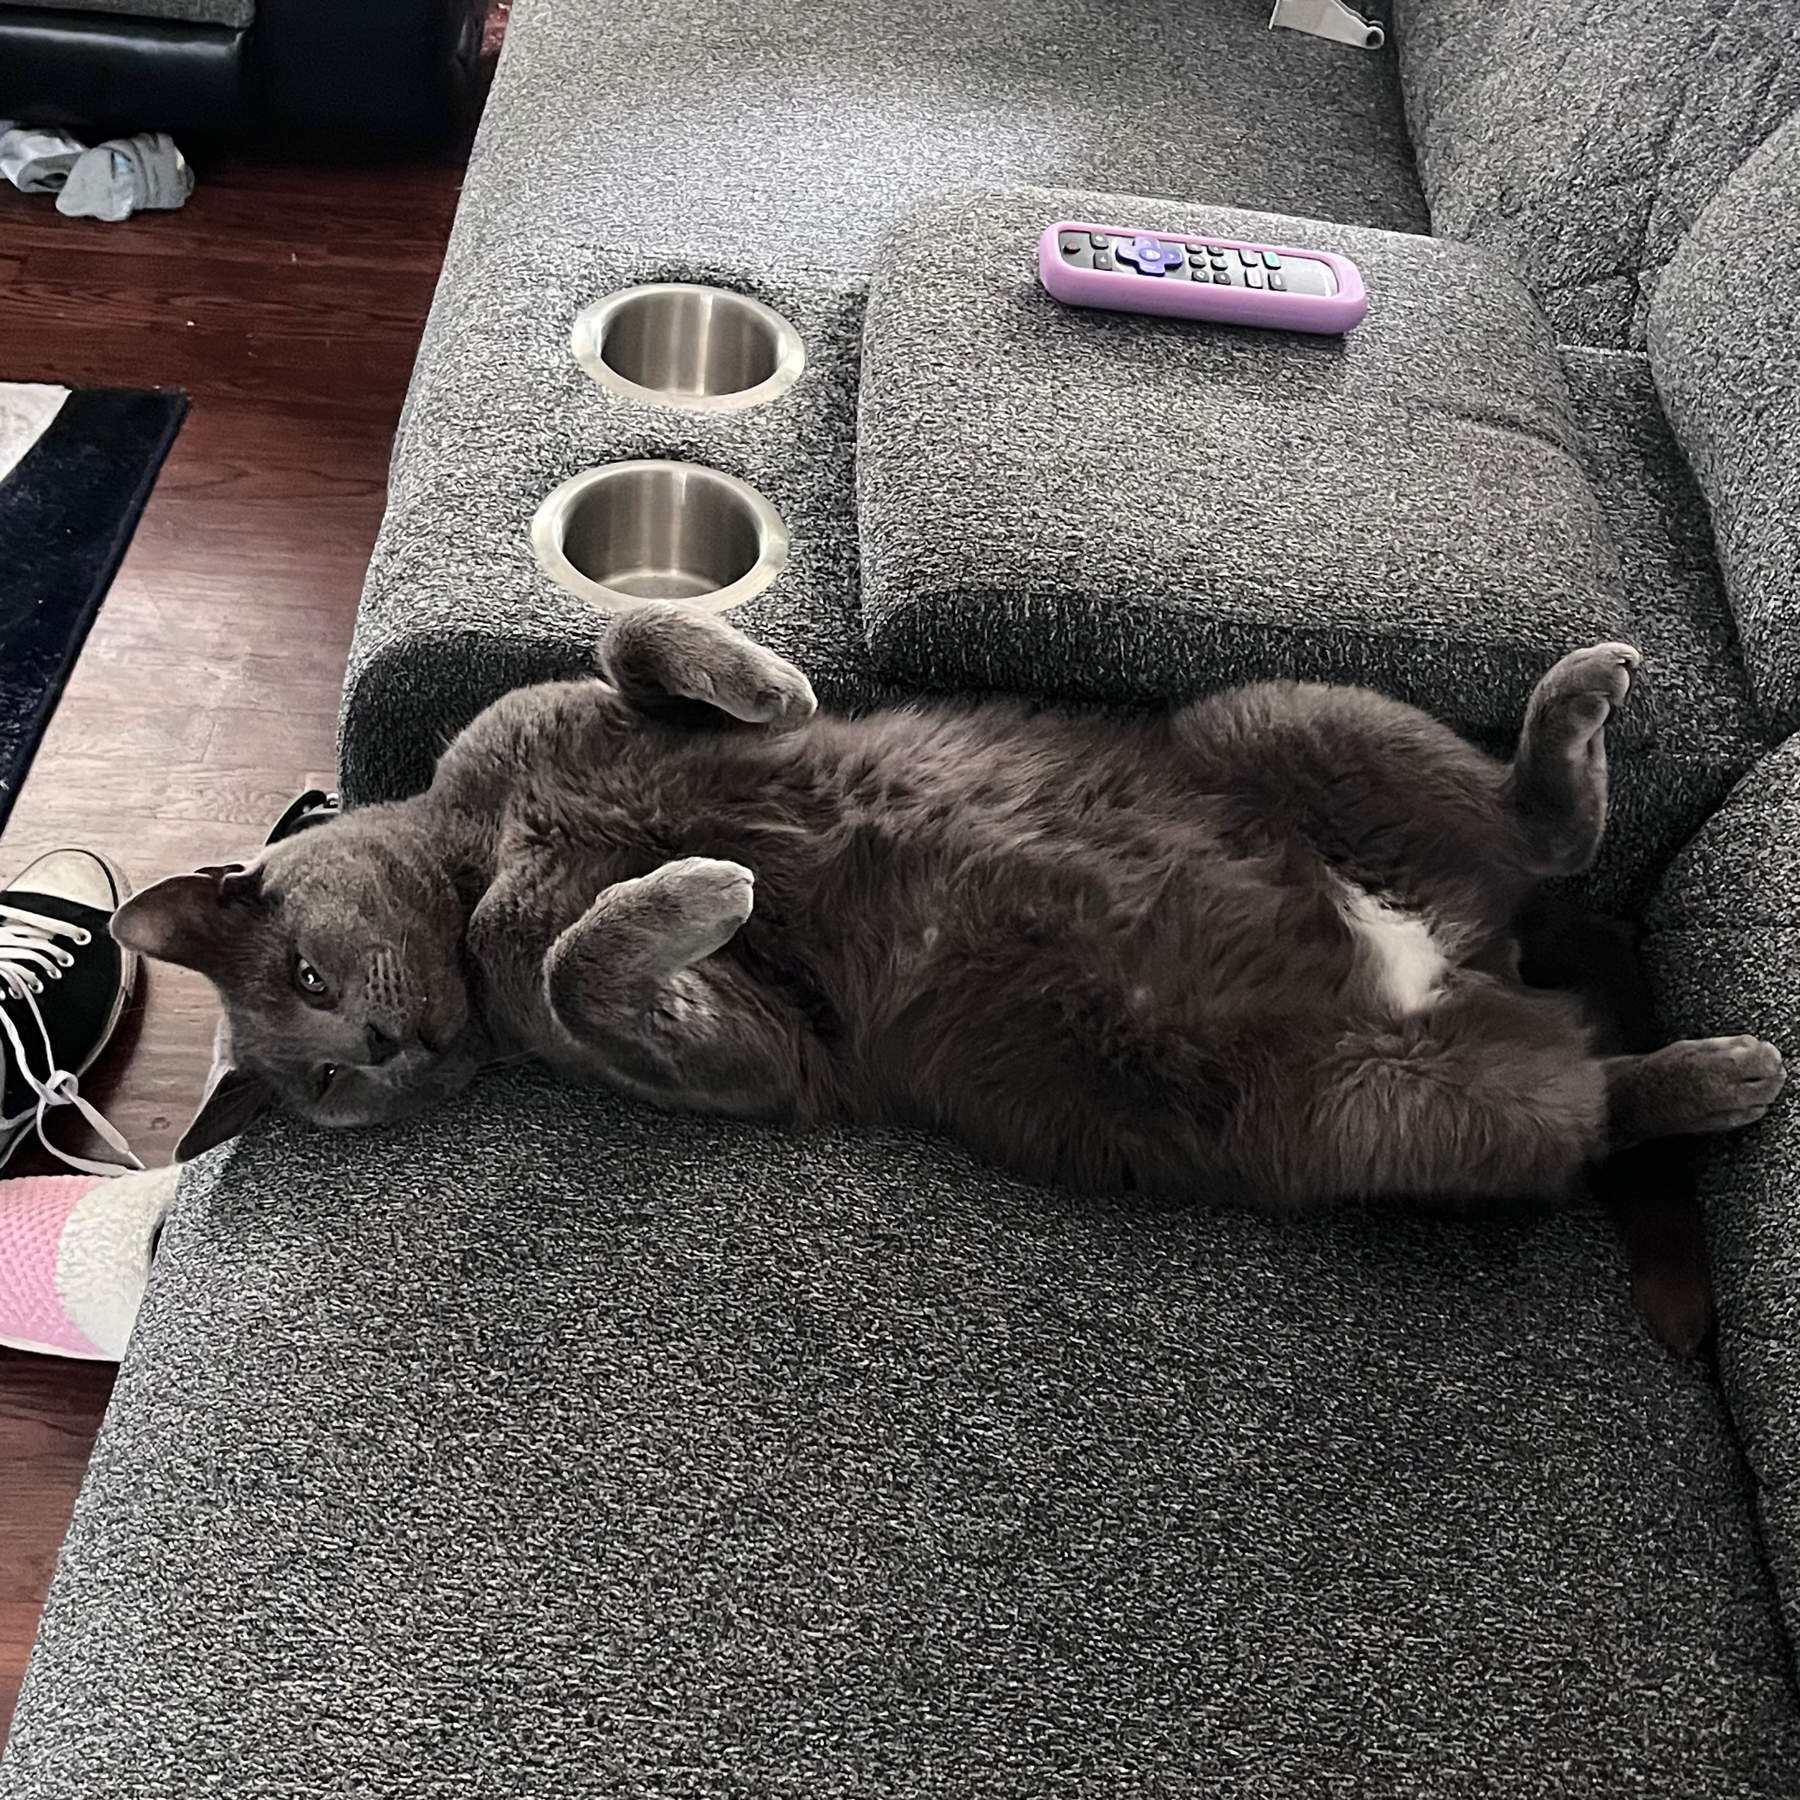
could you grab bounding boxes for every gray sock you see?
[0,125,88,195]
[55,133,194,222]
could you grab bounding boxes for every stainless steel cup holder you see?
[571,284,805,412]
[530,460,789,613]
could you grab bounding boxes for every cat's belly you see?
[1335,878,1457,1017]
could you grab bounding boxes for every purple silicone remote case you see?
[1037,221,1368,334]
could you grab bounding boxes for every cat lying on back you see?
[115,604,1784,1220]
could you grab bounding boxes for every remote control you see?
[1037,221,1368,334]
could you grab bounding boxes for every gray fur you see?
[113,607,1785,1204]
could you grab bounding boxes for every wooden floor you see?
[0,145,467,1741]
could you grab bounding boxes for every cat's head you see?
[112,812,485,1157]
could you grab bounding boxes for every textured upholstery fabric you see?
[10,2,1799,1792]
[1649,116,1800,738]
[1393,0,1800,349]
[858,186,1629,743]
[3,0,253,26]
[4,1078,1798,1799]
[1555,348,1770,911]
[338,0,1426,804]
[1645,734,1800,1660]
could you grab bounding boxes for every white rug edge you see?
[0,382,72,488]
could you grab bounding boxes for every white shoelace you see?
[0,900,142,1176]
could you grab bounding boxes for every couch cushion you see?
[858,186,1633,745]
[1648,115,1800,738]
[4,0,254,27]
[4,1074,1798,1798]
[1393,0,1800,349]
[1645,733,1800,1664]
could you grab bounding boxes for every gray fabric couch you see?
[6,1,1800,1793]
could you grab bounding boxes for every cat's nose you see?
[365,1024,404,1066]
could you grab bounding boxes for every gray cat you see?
[114,604,1784,1216]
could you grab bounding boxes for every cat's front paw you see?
[619,856,755,963]
[696,641,817,728]
[603,601,817,727]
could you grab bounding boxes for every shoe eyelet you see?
[72,929,92,947]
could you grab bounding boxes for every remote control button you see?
[1267,271,1286,291]
[1278,256,1338,297]
[1245,267,1265,288]
[1158,242,1184,266]
[1117,234,1177,274]
[1088,232,1111,249]
[1212,268,1234,285]
[1238,248,1259,267]
[1209,246,1227,261]
[1263,251,1282,269]
[1092,249,1114,270]
[1059,233,1086,255]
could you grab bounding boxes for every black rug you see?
[0,385,187,835]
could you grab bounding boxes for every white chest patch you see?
[1340,883,1451,1016]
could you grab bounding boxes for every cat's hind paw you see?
[1613,1034,1787,1142]
[1507,642,1641,877]
[1525,642,1640,764]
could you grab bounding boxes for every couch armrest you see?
[1645,731,1800,1653]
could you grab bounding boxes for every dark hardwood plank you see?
[0,1354,117,1737]
[0,140,468,1746]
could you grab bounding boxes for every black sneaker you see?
[266,789,340,845]
[0,849,140,1174]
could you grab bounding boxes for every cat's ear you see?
[111,863,265,975]
[175,1028,271,1160]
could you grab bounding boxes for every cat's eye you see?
[293,957,330,1004]
[316,1064,341,1097]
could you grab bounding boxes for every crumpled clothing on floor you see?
[0,123,195,219]
[56,132,195,222]
[0,125,86,195]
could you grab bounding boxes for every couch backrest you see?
[1393,0,1800,349]
[1648,112,1800,737]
